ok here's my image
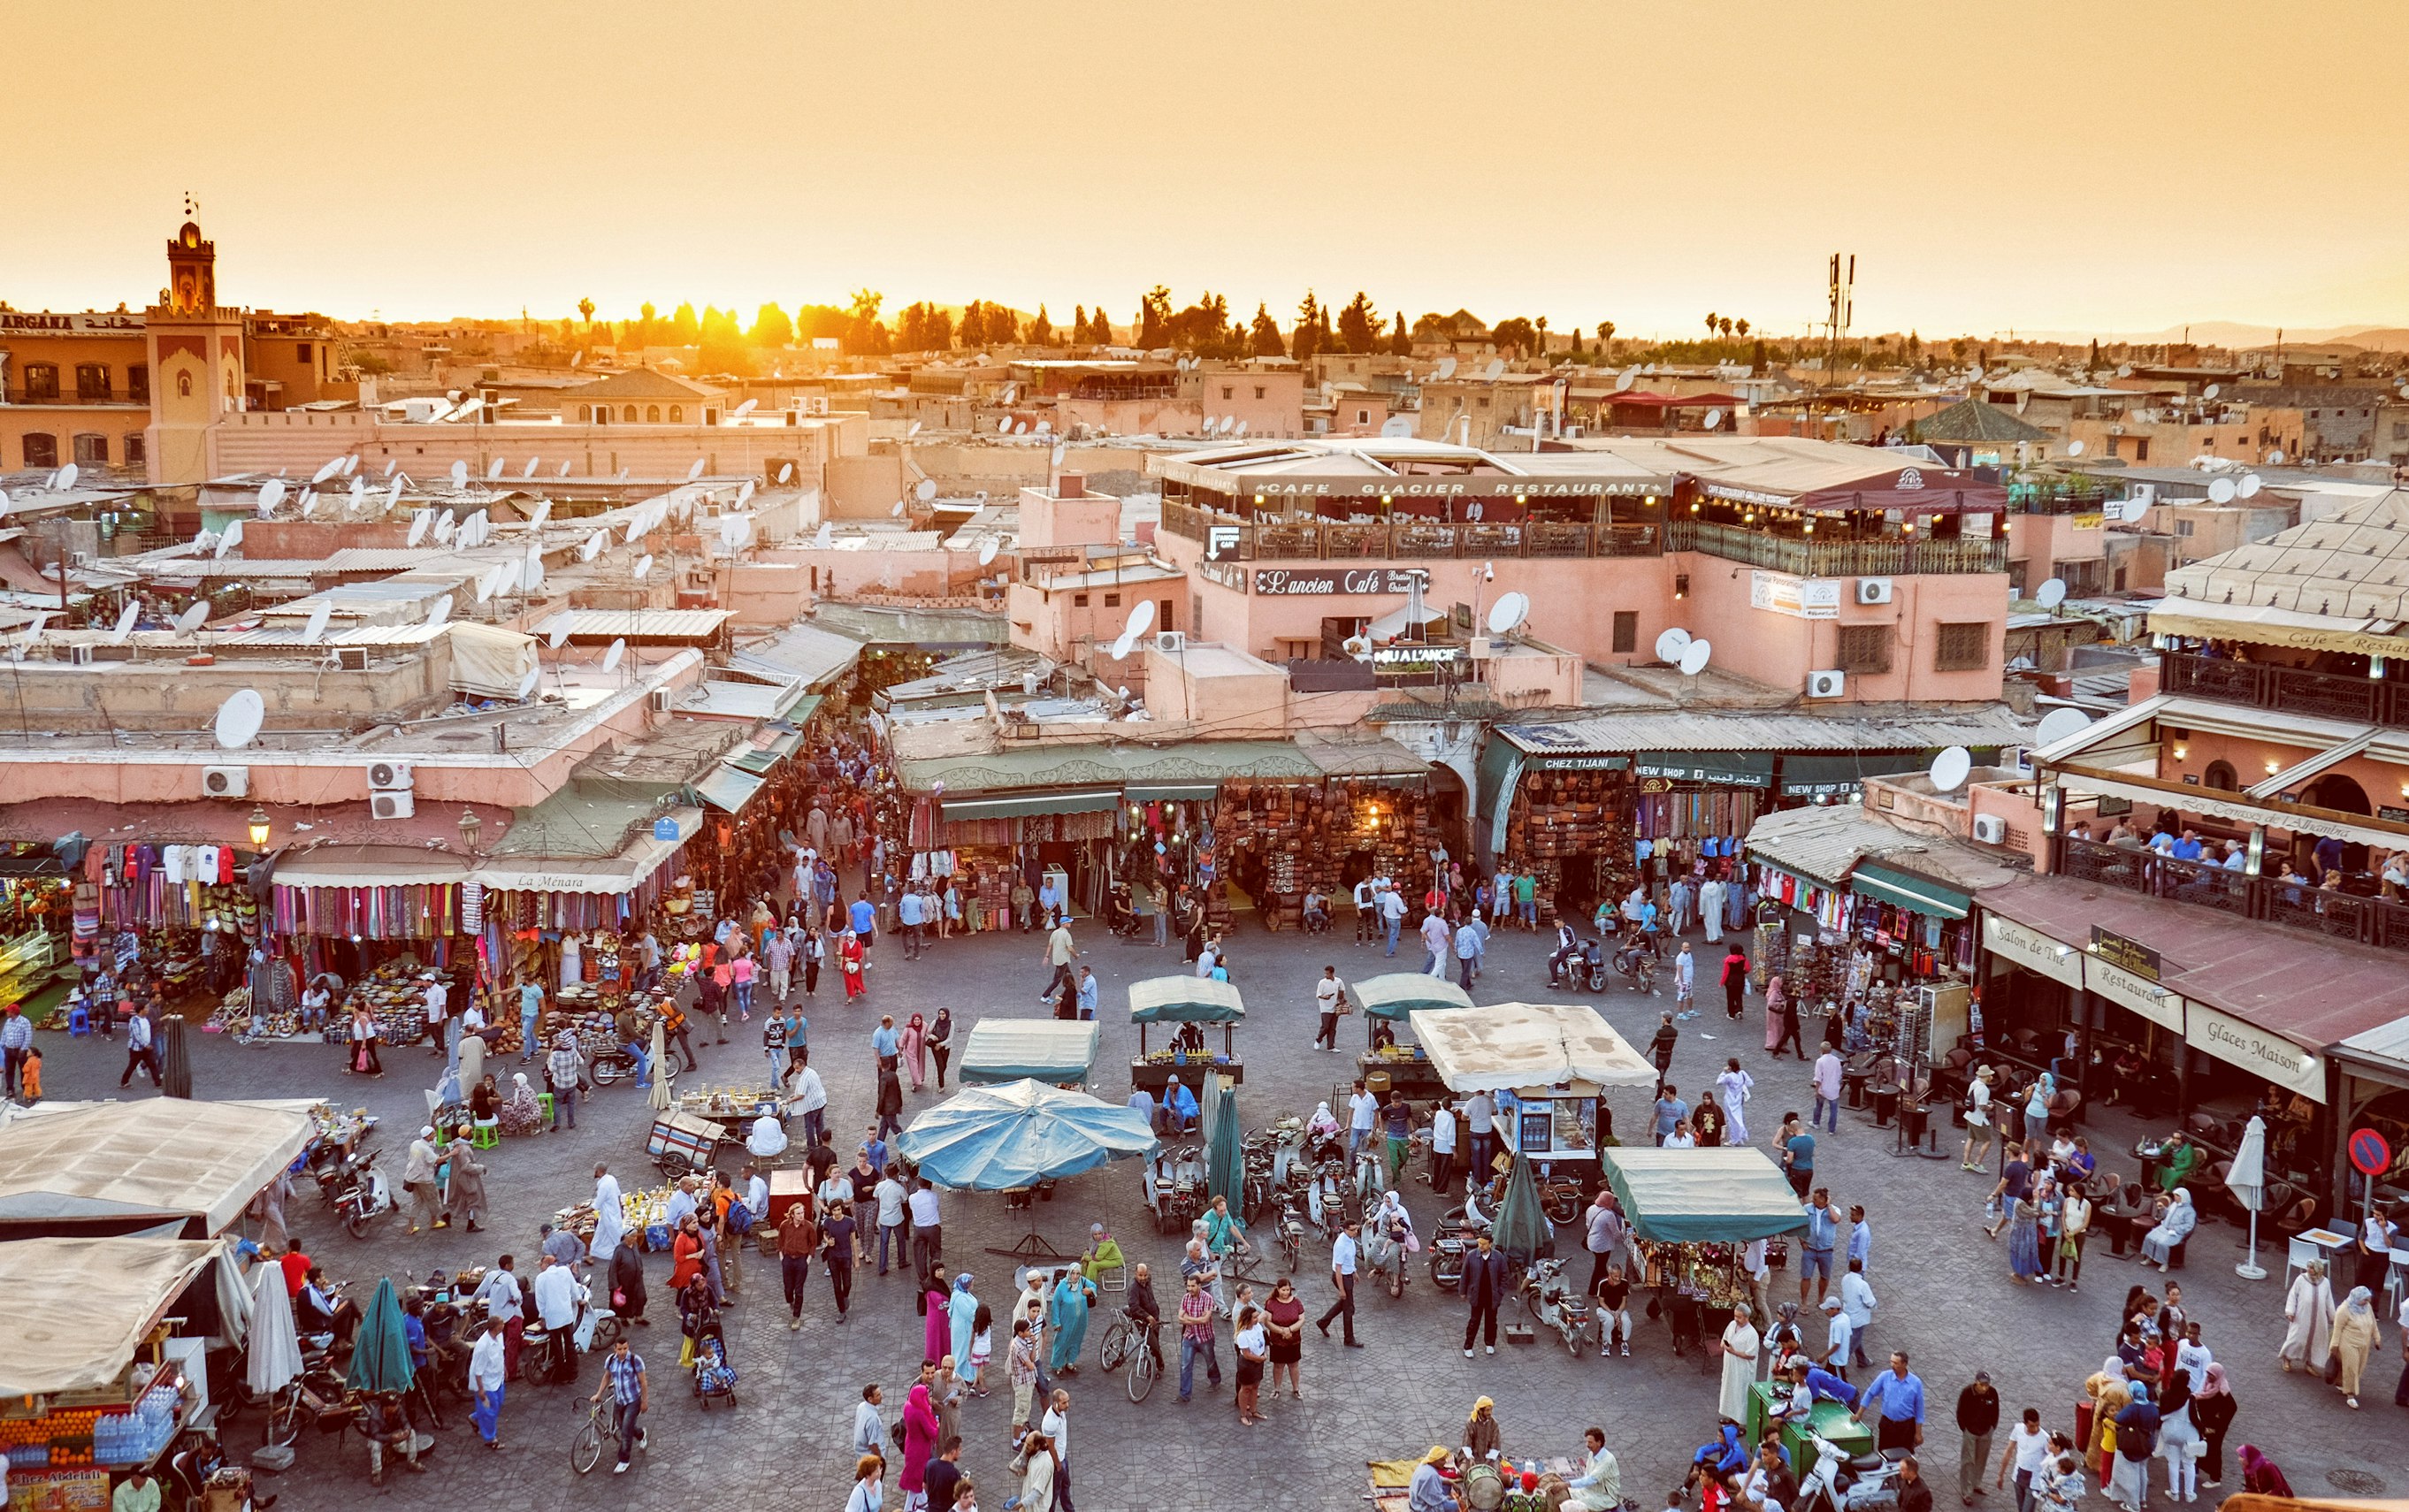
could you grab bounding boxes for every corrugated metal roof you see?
[1745,804,2024,891]
[729,622,866,689]
[562,609,732,640]
[1497,705,2030,756]
[898,737,1324,797]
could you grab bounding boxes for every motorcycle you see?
[1273,1193,1306,1273]
[1304,1157,1351,1238]
[1150,1144,1205,1235]
[1798,1432,1907,1512]
[590,1042,675,1088]
[1612,941,1657,995]
[1426,1204,1481,1290]
[324,1149,394,1239]
[1361,1212,1415,1299]
[1517,1256,1595,1356]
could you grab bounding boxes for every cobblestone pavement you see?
[37,917,2404,1509]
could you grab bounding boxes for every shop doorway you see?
[2303,773,2372,871]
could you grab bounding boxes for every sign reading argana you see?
[1749,570,1841,620]
[1254,567,1430,596]
[0,311,145,335]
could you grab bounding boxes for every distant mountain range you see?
[2015,321,2409,351]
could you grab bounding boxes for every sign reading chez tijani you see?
[1253,567,1431,596]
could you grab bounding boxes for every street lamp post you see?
[458,807,483,859]
[247,806,271,851]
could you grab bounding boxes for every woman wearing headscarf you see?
[443,1125,488,1233]
[2328,1287,2382,1409]
[2023,1074,2056,1147]
[1048,1265,1095,1375]
[920,1268,952,1363]
[498,1072,543,1137]
[2139,1187,2196,1271]
[1716,1058,1755,1146]
[839,928,867,1000]
[948,1272,980,1365]
[899,1379,939,1506]
[900,1012,928,1093]
[928,1006,952,1089]
[2189,1364,2237,1488]
[2083,1357,2130,1484]
[1763,974,1788,1053]
[2154,1370,2200,1503]
[2280,1258,2334,1376]
[2005,1179,2046,1285]
[610,1228,648,1327]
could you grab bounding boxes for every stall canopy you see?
[0,1237,225,1396]
[1407,1003,1656,1093]
[1598,1147,1812,1243]
[1128,976,1246,1023]
[0,1100,316,1239]
[443,622,540,700]
[894,1079,1159,1191]
[1352,974,1473,1021]
[958,1019,1102,1086]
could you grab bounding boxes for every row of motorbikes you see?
[1546,928,1661,996]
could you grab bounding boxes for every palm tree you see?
[1535,315,1549,352]
[1734,318,1750,340]
[1717,317,1734,340]
[1596,321,1616,346]
[577,297,595,326]
[1704,312,1719,339]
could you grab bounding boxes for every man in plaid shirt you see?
[1175,1273,1221,1403]
[589,1337,647,1472]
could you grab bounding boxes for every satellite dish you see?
[1051,442,1067,466]
[977,536,999,566]
[2207,477,2237,504]
[996,417,1013,435]
[523,548,545,589]
[1702,409,1725,431]
[1109,631,1136,661]
[385,477,404,510]
[915,478,937,502]
[2034,707,2092,747]
[2036,577,2068,609]
[1678,639,1713,676]
[633,554,654,579]
[1928,745,1973,793]
[259,478,288,512]
[1614,368,1636,393]
[495,558,522,596]
[1484,359,1504,380]
[110,603,140,643]
[891,501,906,517]
[1126,599,1159,639]
[603,638,626,671]
[407,509,432,547]
[425,594,452,629]
[384,459,399,477]
[1014,420,1031,435]
[56,462,80,491]
[570,351,582,368]
[474,567,498,603]
[687,458,706,481]
[1486,591,1530,636]
[1380,416,1412,439]
[433,509,456,543]
[301,489,320,517]
[342,454,360,477]
[906,422,923,439]
[348,475,364,505]
[738,479,755,506]
[2115,364,2132,378]
[213,690,265,751]
[1654,627,1693,662]
[1437,356,1457,379]
[2065,439,2085,457]
[1968,367,1985,385]
[486,458,505,480]
[174,602,210,635]
[530,499,553,526]
[516,666,541,700]
[2268,449,2285,465]
[778,463,795,484]
[215,518,244,558]
[558,459,573,478]
[2237,473,2263,499]
[449,460,469,487]
[311,457,343,485]
[0,490,9,521]
[814,522,833,549]
[1235,420,1249,437]
[2204,384,2221,400]
[547,615,573,650]
[302,601,332,645]
[581,531,606,561]
[616,468,630,479]
[522,456,540,479]
[1035,420,1052,435]
[733,398,759,417]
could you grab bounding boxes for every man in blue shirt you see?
[870,1015,900,1071]
[1653,1086,1689,1147]
[1075,967,1098,1020]
[1781,1114,1816,1198]
[2171,829,2206,862]
[589,1338,647,1472]
[1451,920,1480,990]
[1798,1189,1840,1307]
[847,892,876,947]
[896,888,925,960]
[1857,1350,1925,1453]
[1847,1206,1872,1271]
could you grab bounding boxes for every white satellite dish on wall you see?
[449,460,469,487]
[486,458,505,480]
[997,417,1013,435]
[213,690,265,750]
[523,548,545,589]
[633,554,654,579]
[433,510,456,544]
[557,459,573,478]
[529,499,552,526]
[2207,477,2237,504]
[259,478,288,512]
[110,603,139,643]
[1484,359,1505,380]
[581,531,606,561]
[214,519,244,559]
[547,615,573,650]
[1380,416,1412,439]
[603,638,626,671]
[2035,577,2068,609]
[2034,706,2092,747]
[1436,356,1457,380]
[687,458,706,481]
[425,594,452,629]
[778,463,795,484]
[1486,591,1530,636]
[813,522,833,549]
[733,398,759,417]
[495,558,521,596]
[1702,409,1725,431]
[2065,439,2084,457]
[174,602,210,635]
[977,536,999,567]
[915,478,937,502]
[302,601,332,645]
[311,457,343,485]
[57,464,80,490]
[2237,473,2263,499]
[523,456,541,478]
[1928,745,1973,792]
[2204,384,2221,400]
[1654,627,1692,663]
[474,567,498,603]
[407,509,432,547]
[1678,639,1713,676]
[299,489,320,517]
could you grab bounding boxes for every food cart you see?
[1350,974,1472,1103]
[958,1019,1101,1090]
[1410,1002,1658,1181]
[0,1237,233,1512]
[1127,976,1244,1092]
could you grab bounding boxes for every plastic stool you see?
[67,1006,92,1036]
[471,1120,501,1149]
[537,1093,556,1126]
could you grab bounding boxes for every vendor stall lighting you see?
[458,807,484,857]
[1690,501,1701,513]
[247,806,271,849]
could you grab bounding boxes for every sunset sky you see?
[11,0,2406,340]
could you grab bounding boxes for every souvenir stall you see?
[73,842,267,1012]
[1350,973,1473,1104]
[958,1018,1101,1090]
[0,851,72,1011]
[1596,1145,1812,1357]
[1481,732,1632,926]
[922,793,1119,931]
[1631,752,1772,893]
[1212,774,1435,932]
[1128,975,1245,1093]
[0,1238,233,1512]
[267,848,475,1000]
[1408,1002,1658,1180]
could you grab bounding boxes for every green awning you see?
[728,736,796,776]
[1351,973,1473,1021]
[1125,782,1220,803]
[1633,751,1773,788]
[1598,1147,1811,1243]
[692,764,768,814]
[1128,975,1246,1024]
[1778,753,1925,798]
[787,694,825,727]
[957,1019,1101,1086]
[938,789,1121,821]
[1851,859,1971,920]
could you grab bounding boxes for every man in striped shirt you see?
[589,1338,646,1472]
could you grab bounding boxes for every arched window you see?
[22,434,58,468]
[177,372,193,398]
[623,406,639,423]
[22,363,58,401]
[2203,760,2237,791]
[646,405,660,423]
[73,434,109,465]
[669,405,683,423]
[125,434,147,467]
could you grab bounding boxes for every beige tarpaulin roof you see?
[445,622,539,699]
[0,1237,225,1396]
[1407,1002,1657,1095]
[0,1100,315,1236]
[2154,489,2409,656]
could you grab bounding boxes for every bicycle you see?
[1096,1313,1160,1403]
[571,1397,644,1475]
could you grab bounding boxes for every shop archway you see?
[2304,773,2372,871]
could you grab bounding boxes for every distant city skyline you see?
[9,1,2405,340]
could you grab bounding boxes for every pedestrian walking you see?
[1858,1351,1926,1454]
[1721,944,1749,1020]
[822,1199,858,1325]
[1956,1372,2000,1505]
[1313,966,1344,1051]
[1315,1218,1361,1348]
[121,1007,163,1087]
[589,1337,647,1473]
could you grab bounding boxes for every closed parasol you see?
[2228,1113,2268,1280]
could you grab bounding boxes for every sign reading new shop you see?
[1253,568,1432,596]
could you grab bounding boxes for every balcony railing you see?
[1665,520,2009,577]
[2160,649,2409,730]
[1159,500,1662,561]
[2,388,142,407]
[2059,836,2409,956]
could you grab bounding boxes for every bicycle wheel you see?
[1128,1340,1158,1403]
[1097,1321,1130,1374]
[571,1417,605,1475]
[263,1392,307,1449]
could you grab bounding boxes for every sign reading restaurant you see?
[1234,478,1649,498]
[1254,567,1431,596]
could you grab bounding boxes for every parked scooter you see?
[1517,1257,1595,1355]
[319,1149,394,1239]
[1798,1432,1908,1512]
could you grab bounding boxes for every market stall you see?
[1128,975,1245,1092]
[1598,1144,1812,1365]
[1409,1002,1656,1175]
[0,1099,316,1241]
[0,1237,232,1512]
[958,1018,1101,1089]
[1350,973,1472,1103]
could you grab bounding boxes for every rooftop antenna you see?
[1702,409,1725,431]
[778,463,795,484]
[301,489,320,518]
[2034,707,2092,749]
[1380,416,1411,439]
[1108,598,1157,660]
[173,602,210,635]
[1654,627,1693,663]
[212,519,244,559]
[1678,638,1714,677]
[557,459,573,478]
[1436,356,1457,379]
[433,509,456,544]
[977,535,999,567]
[425,593,452,629]
[108,603,140,644]
[1486,591,1530,638]
[2065,439,2085,458]
[602,637,626,673]
[524,456,541,478]
[915,478,937,504]
[530,499,553,526]
[407,509,432,546]
[733,398,759,417]
[2035,577,2068,612]
[56,462,80,491]
[449,460,469,488]
[311,457,344,485]
[2237,473,2263,499]
[1484,358,1505,380]
[2207,477,2238,504]
[814,522,834,549]
[523,546,545,590]
[385,459,399,478]
[547,615,573,650]
[257,478,287,514]
[687,458,706,481]
[633,554,654,578]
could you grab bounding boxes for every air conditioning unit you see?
[1805,669,1847,699]
[371,790,416,821]
[648,688,674,714]
[365,760,413,791]
[1153,630,1186,653]
[70,552,93,569]
[799,396,829,416]
[1971,813,2009,845]
[335,646,370,671]
[202,766,249,798]
[70,645,96,666]
[1855,577,1894,605]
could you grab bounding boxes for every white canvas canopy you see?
[445,621,539,699]
[0,1099,315,1237]
[1407,1002,1657,1095]
[0,1237,226,1397]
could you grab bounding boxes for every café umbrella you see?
[1204,1077,1243,1207]
[159,1017,193,1100]
[246,1259,302,1397]
[1491,1152,1553,1267]
[2227,1114,2268,1280]
[345,1277,416,1395]
[896,1079,1158,1263]
[647,1018,672,1112]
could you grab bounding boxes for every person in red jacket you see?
[1720,946,1749,1021]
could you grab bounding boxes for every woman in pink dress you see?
[1763,973,1788,1052]
[901,1012,929,1092]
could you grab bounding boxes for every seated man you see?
[361,1392,424,1487]
[1408,1446,1461,1512]
[294,1268,361,1351]
[1161,1075,1200,1134]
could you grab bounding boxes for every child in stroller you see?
[690,1319,738,1408]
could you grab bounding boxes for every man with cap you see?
[1961,1065,1997,1172]
[1955,1371,2000,1504]
[402,1125,446,1233]
[422,971,449,1058]
[1817,1294,1855,1382]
